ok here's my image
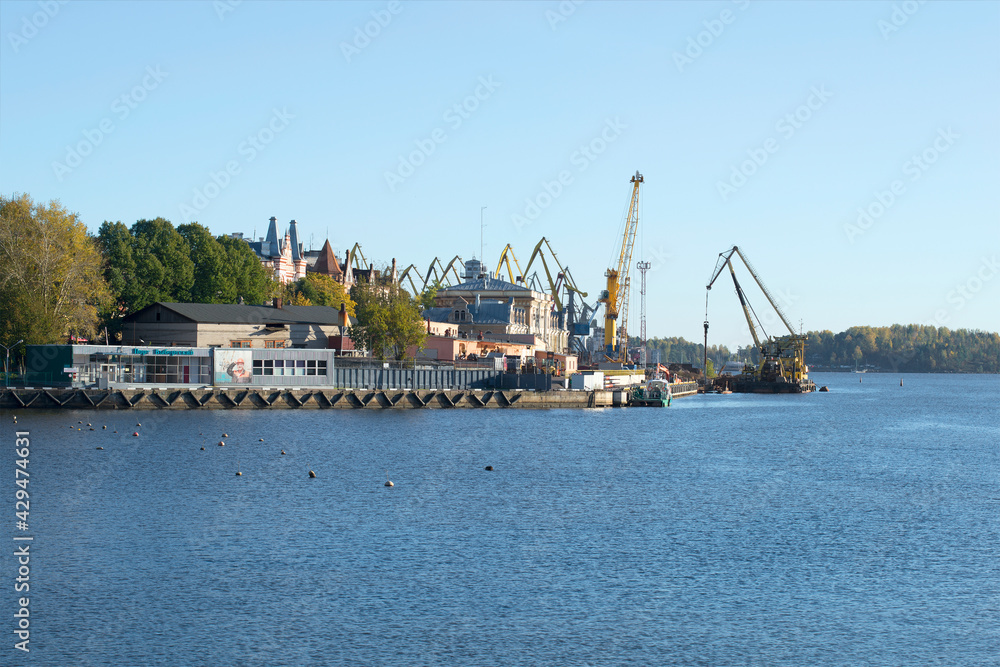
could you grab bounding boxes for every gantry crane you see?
[705,246,809,385]
[599,171,643,363]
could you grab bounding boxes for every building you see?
[423,259,569,355]
[25,344,337,388]
[121,301,349,349]
[245,217,308,284]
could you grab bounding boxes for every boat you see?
[630,379,672,407]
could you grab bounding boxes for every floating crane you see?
[705,246,812,389]
[599,171,643,363]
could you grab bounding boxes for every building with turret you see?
[246,217,307,284]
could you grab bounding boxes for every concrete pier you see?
[0,382,699,411]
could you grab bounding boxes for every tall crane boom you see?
[599,171,643,362]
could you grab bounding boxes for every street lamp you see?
[2,339,24,388]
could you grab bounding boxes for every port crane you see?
[705,246,808,384]
[493,244,526,284]
[599,171,643,363]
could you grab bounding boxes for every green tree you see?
[706,359,716,378]
[349,280,425,360]
[418,279,442,310]
[0,194,111,346]
[178,223,228,303]
[216,234,273,305]
[131,218,195,303]
[294,273,355,314]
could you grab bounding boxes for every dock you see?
[0,382,699,411]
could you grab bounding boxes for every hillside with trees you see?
[803,325,1000,373]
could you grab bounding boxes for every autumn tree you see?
[349,280,425,360]
[0,194,111,346]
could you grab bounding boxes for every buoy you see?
[113,431,117,434]
[200,447,205,450]
[96,447,103,450]
[385,480,393,487]
[218,441,225,446]
[900,378,903,387]
[484,465,494,471]
[222,433,228,438]
[136,423,141,426]
[259,438,264,442]
[89,428,94,431]
[78,421,83,424]
[384,470,393,487]
[819,386,829,392]
[236,471,242,476]
[309,470,316,478]
[281,450,286,455]
[103,425,107,429]
[132,432,139,436]
[87,423,91,426]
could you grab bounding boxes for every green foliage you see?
[805,325,1000,373]
[0,194,111,347]
[349,280,426,360]
[292,273,356,315]
[706,359,716,378]
[216,235,272,305]
[418,280,441,310]
[99,219,273,340]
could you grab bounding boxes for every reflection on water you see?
[3,373,998,665]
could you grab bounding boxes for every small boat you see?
[631,379,672,407]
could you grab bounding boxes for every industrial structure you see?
[599,171,644,364]
[705,246,815,393]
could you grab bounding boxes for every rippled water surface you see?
[3,373,999,665]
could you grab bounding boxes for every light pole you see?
[2,339,24,387]
[480,206,487,273]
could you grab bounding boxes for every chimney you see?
[339,302,347,328]
[273,297,283,309]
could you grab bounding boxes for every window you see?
[305,359,328,376]
[230,340,252,348]
[264,340,286,349]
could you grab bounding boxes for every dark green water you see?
[3,372,998,665]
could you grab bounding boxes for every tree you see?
[178,223,228,303]
[130,218,195,303]
[349,280,425,360]
[0,194,111,346]
[706,359,716,378]
[418,279,442,310]
[216,234,273,305]
[293,273,355,314]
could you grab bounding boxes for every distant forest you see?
[634,325,1000,374]
[802,325,1000,373]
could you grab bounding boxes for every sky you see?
[1,0,998,349]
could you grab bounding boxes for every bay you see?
[3,372,999,665]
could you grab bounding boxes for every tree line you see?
[0,193,422,359]
[802,325,1000,373]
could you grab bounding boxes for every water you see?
[3,373,999,665]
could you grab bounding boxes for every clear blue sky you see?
[2,0,998,349]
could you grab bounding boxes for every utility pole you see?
[637,260,650,367]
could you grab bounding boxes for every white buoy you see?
[384,470,393,487]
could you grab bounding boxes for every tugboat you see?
[630,379,672,407]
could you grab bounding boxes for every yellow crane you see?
[599,171,643,363]
[493,244,526,284]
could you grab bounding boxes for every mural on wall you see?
[214,350,252,384]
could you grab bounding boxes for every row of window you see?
[230,340,288,348]
[251,359,328,376]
